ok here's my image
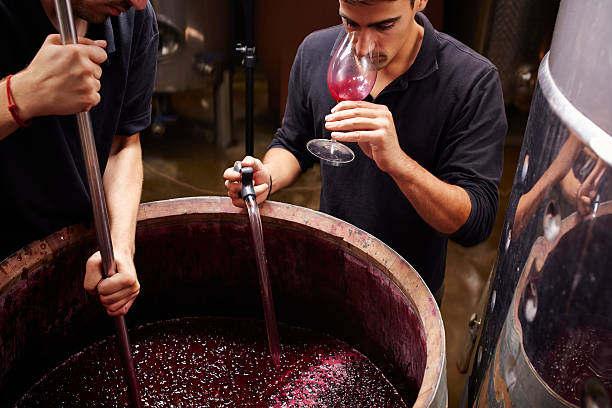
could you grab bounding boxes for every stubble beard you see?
[71,0,133,24]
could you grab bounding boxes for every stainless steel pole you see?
[235,0,255,157]
[53,1,142,406]
[245,0,254,157]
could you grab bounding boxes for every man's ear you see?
[414,0,428,12]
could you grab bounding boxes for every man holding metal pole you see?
[0,0,158,316]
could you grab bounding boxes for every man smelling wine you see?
[223,0,507,305]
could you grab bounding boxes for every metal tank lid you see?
[547,0,612,140]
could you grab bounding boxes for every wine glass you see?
[307,31,379,166]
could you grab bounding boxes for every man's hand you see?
[84,249,140,316]
[223,156,271,208]
[10,34,107,121]
[325,100,406,173]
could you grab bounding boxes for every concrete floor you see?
[141,72,525,407]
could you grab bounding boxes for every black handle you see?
[233,162,256,200]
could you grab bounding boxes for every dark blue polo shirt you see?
[0,0,158,259]
[270,13,507,292]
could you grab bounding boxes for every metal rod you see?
[54,1,141,406]
[245,0,255,157]
[245,57,254,157]
[245,0,254,48]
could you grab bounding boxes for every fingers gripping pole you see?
[54,1,142,406]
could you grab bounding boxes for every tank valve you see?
[457,313,482,373]
[234,162,256,200]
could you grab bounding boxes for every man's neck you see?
[371,19,424,98]
[386,20,424,79]
[40,0,89,37]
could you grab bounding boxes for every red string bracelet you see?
[6,74,31,128]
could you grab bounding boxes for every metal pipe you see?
[245,57,254,157]
[53,1,141,406]
[243,0,255,157]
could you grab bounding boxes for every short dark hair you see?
[342,0,415,7]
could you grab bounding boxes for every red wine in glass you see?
[307,31,379,166]
[328,73,377,103]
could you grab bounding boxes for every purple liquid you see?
[245,196,280,367]
[532,324,612,405]
[17,317,408,407]
[328,75,376,102]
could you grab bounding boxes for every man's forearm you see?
[262,147,302,195]
[103,133,143,256]
[389,152,471,235]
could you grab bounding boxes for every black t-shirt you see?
[270,14,507,292]
[0,0,158,259]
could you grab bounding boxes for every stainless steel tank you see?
[484,0,559,109]
[151,0,234,93]
[150,0,235,146]
[443,0,559,111]
[467,0,612,406]
[0,198,447,407]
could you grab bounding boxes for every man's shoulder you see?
[300,24,343,53]
[0,0,16,35]
[115,2,157,34]
[435,31,497,77]
[108,2,157,60]
[0,0,38,31]
[304,24,343,42]
[132,2,157,25]
[0,0,21,16]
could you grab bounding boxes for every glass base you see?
[306,139,354,166]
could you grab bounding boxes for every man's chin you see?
[376,56,389,70]
[73,8,111,24]
[80,13,109,24]
[90,16,109,24]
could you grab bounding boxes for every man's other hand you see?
[84,249,140,316]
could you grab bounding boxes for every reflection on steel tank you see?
[467,0,612,406]
[149,0,235,146]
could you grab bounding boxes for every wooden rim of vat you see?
[0,197,445,407]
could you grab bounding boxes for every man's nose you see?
[354,32,375,58]
[129,0,148,10]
